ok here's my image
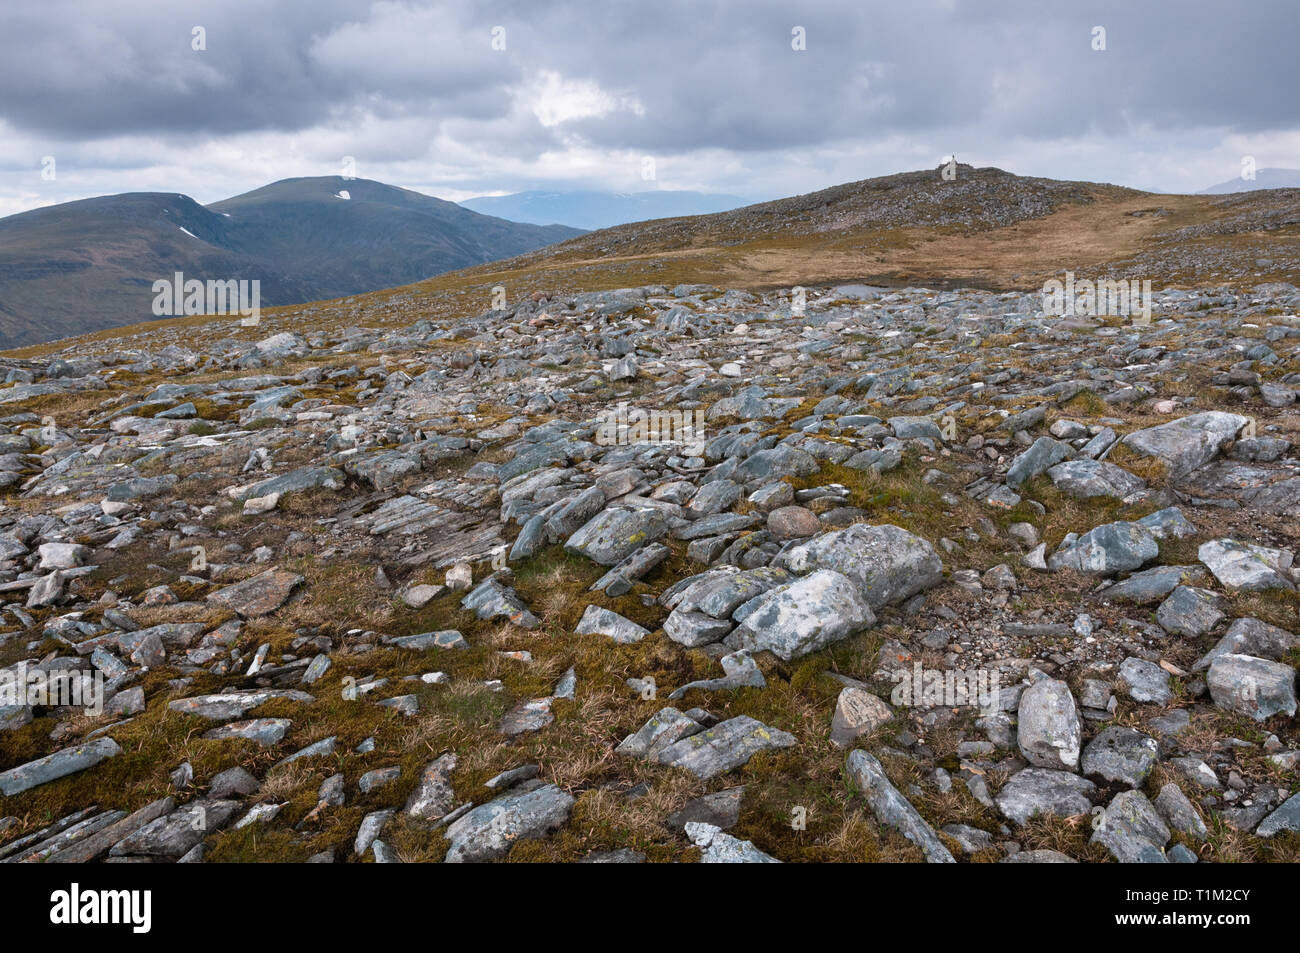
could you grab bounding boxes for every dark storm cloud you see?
[0,0,1296,211]
[3,0,1296,143]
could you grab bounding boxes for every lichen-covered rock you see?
[774,523,943,608]
[443,782,575,862]
[1017,678,1082,770]
[564,506,669,565]
[734,569,876,660]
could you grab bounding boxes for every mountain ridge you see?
[0,176,583,348]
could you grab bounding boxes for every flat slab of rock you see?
[686,821,780,863]
[655,715,796,780]
[1198,538,1296,592]
[237,466,345,501]
[0,737,122,797]
[1104,565,1206,604]
[202,718,291,746]
[110,799,240,858]
[168,689,314,721]
[45,796,176,863]
[207,568,304,617]
[1047,458,1146,498]
[775,523,943,609]
[1122,412,1249,478]
[574,604,650,643]
[846,750,954,863]
[734,569,876,661]
[997,768,1097,825]
[617,707,706,759]
[443,782,574,862]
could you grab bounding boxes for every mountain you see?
[1200,168,1300,194]
[460,189,750,230]
[8,165,1300,358]
[1,170,1297,867]
[0,176,582,348]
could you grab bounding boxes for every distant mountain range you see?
[1200,168,1300,194]
[459,189,751,230]
[0,177,582,348]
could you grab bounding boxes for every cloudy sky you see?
[1,0,1297,217]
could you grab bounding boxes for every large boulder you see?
[1206,654,1297,721]
[734,570,876,660]
[443,782,574,862]
[1048,521,1158,575]
[1122,412,1250,478]
[1017,679,1082,770]
[774,523,943,608]
[564,506,669,566]
[1198,539,1296,592]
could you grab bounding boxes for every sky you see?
[0,0,1297,218]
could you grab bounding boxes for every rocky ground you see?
[0,278,1297,863]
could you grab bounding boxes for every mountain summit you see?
[0,176,582,348]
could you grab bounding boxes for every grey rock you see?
[1048,521,1158,575]
[1122,411,1250,478]
[1006,436,1073,488]
[1017,678,1082,771]
[574,604,650,643]
[0,738,122,796]
[443,783,574,862]
[846,750,955,863]
[655,714,796,780]
[686,821,780,863]
[1118,657,1171,705]
[1091,790,1170,863]
[775,523,943,609]
[1153,783,1207,840]
[1156,585,1224,637]
[564,506,669,566]
[996,768,1097,825]
[1207,653,1297,720]
[734,569,876,660]
[1080,725,1159,787]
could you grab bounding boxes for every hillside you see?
[0,172,1296,863]
[12,164,1297,360]
[0,177,582,349]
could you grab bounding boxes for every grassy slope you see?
[8,167,1299,360]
